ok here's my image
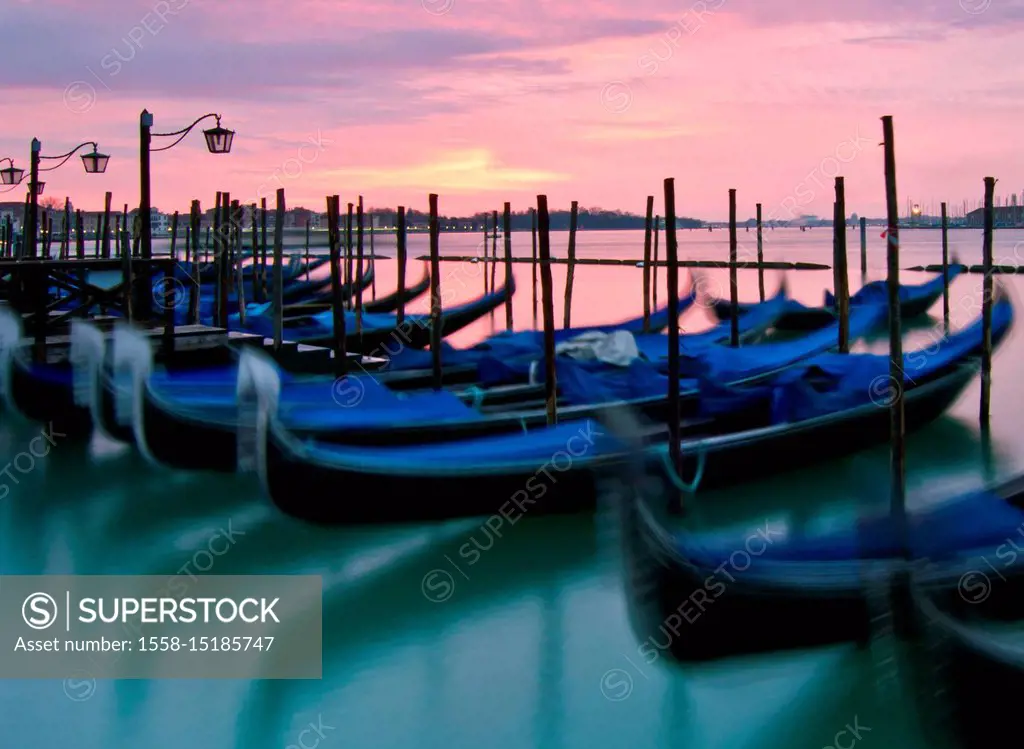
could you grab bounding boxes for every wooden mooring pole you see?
[490,208,498,306]
[834,177,849,353]
[305,218,311,282]
[981,177,995,427]
[429,194,443,391]
[327,195,347,374]
[272,188,285,351]
[881,114,906,531]
[665,178,682,506]
[188,200,201,324]
[643,195,654,333]
[396,206,407,326]
[503,201,513,330]
[859,216,867,280]
[653,214,659,309]
[537,194,557,426]
[356,196,365,344]
[482,213,489,294]
[940,202,950,334]
[345,203,354,310]
[531,208,538,327]
[369,212,376,301]
[101,192,112,258]
[756,203,765,301]
[563,200,579,329]
[260,197,268,300]
[728,189,739,347]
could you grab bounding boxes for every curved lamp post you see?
[138,109,233,316]
[27,139,108,258]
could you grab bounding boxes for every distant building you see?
[965,205,1024,227]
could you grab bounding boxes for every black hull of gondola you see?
[9,358,92,439]
[139,388,237,472]
[711,299,835,330]
[619,362,979,663]
[363,272,430,314]
[621,497,871,664]
[263,424,605,524]
[909,554,1024,749]
[281,264,373,305]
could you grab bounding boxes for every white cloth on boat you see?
[554,330,639,366]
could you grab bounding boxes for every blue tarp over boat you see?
[768,289,1013,423]
[679,486,1024,564]
[381,282,700,372]
[824,264,965,309]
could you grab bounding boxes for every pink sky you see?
[1,0,1022,219]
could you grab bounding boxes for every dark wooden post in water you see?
[490,209,498,304]
[305,218,311,281]
[220,191,232,328]
[233,201,246,324]
[250,204,260,304]
[563,200,579,329]
[859,216,867,280]
[75,210,85,259]
[643,195,654,333]
[345,203,354,310]
[101,191,112,258]
[114,215,122,258]
[881,114,906,530]
[212,193,223,326]
[664,178,682,496]
[531,208,538,327]
[728,189,739,347]
[981,177,995,427]
[428,194,443,391]
[941,202,950,334]
[503,201,513,330]
[326,195,347,373]
[260,197,268,301]
[396,206,407,325]
[272,188,286,351]
[834,177,849,353]
[369,213,377,300]
[188,200,201,324]
[537,195,557,426]
[653,215,659,309]
[356,196,365,343]
[481,213,489,294]
[756,203,765,302]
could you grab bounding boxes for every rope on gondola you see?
[659,444,706,494]
[463,384,486,411]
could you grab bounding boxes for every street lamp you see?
[0,158,24,186]
[138,109,234,316]
[27,139,108,258]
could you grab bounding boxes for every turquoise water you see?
[2,228,1019,748]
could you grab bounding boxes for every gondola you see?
[710,265,964,330]
[251,290,1011,525]
[613,442,1024,665]
[910,531,1024,749]
[98,288,796,470]
[362,262,430,314]
[234,274,513,351]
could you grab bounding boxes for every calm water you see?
[3,228,1021,749]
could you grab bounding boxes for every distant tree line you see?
[365,207,703,230]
